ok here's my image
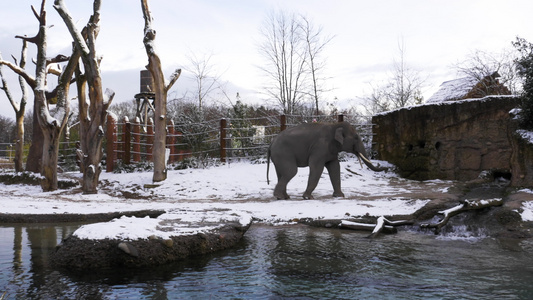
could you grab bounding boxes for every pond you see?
[1,223,533,299]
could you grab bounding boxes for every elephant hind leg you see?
[273,165,297,200]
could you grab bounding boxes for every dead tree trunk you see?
[26,108,43,173]
[0,2,74,191]
[54,0,114,194]
[0,42,28,173]
[141,0,181,183]
[0,2,75,190]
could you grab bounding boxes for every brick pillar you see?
[280,115,287,132]
[124,117,131,165]
[133,117,141,162]
[167,119,176,164]
[147,118,154,161]
[106,114,117,172]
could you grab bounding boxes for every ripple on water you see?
[0,224,533,299]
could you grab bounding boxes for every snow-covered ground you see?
[1,160,532,240]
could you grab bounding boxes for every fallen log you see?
[420,198,503,234]
[340,217,414,238]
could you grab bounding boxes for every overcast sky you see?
[1,0,533,119]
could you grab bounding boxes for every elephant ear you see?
[335,127,344,145]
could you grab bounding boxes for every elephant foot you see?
[332,191,345,198]
[302,194,314,200]
[275,193,290,200]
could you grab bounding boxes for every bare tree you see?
[453,48,519,95]
[0,1,76,191]
[55,0,114,193]
[362,40,425,115]
[141,0,181,182]
[184,51,222,113]
[258,11,333,115]
[258,10,309,114]
[0,41,28,172]
[300,15,334,116]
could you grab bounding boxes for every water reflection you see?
[1,223,533,299]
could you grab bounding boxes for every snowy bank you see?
[1,160,533,241]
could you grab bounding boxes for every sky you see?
[1,0,533,119]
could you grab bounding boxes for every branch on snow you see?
[420,198,503,234]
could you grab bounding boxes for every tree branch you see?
[166,68,181,93]
[420,199,503,234]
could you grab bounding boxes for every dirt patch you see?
[50,221,250,270]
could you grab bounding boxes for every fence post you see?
[337,114,344,122]
[124,117,131,165]
[167,119,176,164]
[280,115,287,132]
[106,114,116,172]
[220,118,227,163]
[133,117,141,162]
[147,118,154,161]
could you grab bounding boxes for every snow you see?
[426,77,477,103]
[1,160,532,240]
[517,129,533,144]
[521,201,533,222]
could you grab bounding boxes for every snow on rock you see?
[521,201,533,221]
[73,210,254,240]
[517,129,533,144]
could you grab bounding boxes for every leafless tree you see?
[362,40,425,115]
[0,41,28,172]
[258,11,333,115]
[141,0,181,182]
[184,51,222,113]
[453,48,520,95]
[258,10,308,115]
[55,0,115,193]
[0,1,76,191]
[300,15,334,116]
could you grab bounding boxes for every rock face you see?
[50,222,249,270]
[372,96,532,185]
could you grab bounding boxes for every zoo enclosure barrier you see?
[105,114,376,172]
[0,114,375,172]
[0,139,79,171]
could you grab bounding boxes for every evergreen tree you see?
[513,37,533,130]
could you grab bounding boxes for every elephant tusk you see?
[356,155,363,168]
[358,153,373,165]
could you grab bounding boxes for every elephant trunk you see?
[357,153,388,172]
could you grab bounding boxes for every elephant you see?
[267,121,387,200]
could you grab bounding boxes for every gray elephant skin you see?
[267,122,387,200]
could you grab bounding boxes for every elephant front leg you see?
[303,163,325,199]
[326,160,344,198]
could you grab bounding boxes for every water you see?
[1,223,533,299]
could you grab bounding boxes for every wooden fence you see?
[104,114,374,172]
[0,114,374,172]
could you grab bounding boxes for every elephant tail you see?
[266,146,271,185]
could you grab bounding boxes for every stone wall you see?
[372,96,532,186]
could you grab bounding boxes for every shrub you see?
[513,37,533,130]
